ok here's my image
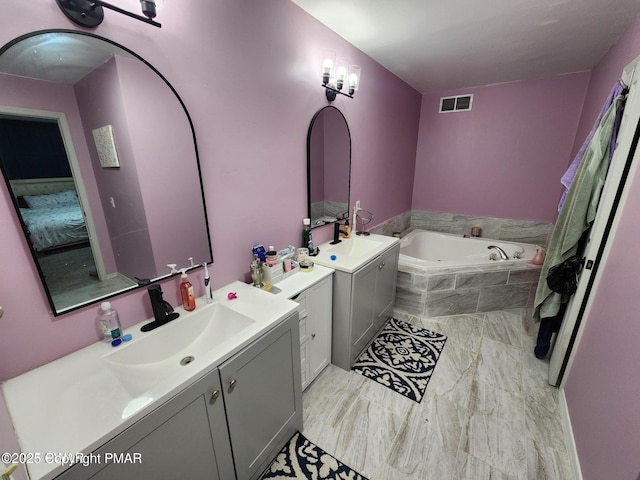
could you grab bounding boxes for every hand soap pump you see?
[179,268,196,311]
[341,218,351,239]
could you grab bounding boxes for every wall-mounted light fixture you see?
[321,50,361,102]
[55,0,162,28]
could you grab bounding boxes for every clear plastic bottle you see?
[98,301,122,341]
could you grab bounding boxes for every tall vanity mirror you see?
[0,30,212,315]
[307,106,351,228]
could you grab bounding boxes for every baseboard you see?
[559,388,583,480]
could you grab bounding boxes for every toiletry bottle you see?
[304,219,315,252]
[532,248,545,265]
[203,262,213,304]
[98,301,122,341]
[302,218,314,253]
[179,269,196,311]
[341,218,351,239]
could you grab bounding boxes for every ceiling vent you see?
[439,94,473,113]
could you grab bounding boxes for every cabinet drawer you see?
[290,290,308,319]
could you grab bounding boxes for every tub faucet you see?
[488,245,509,260]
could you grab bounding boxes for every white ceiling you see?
[0,33,133,84]
[292,0,640,93]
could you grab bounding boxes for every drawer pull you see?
[229,379,238,390]
[210,390,220,401]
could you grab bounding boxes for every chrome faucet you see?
[488,245,509,260]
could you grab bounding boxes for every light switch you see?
[109,197,116,208]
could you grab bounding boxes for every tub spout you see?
[488,245,509,260]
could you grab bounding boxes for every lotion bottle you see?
[532,247,545,265]
[341,218,351,239]
[179,268,196,311]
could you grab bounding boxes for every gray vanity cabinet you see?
[332,243,400,370]
[55,313,301,480]
[291,275,333,390]
[55,368,235,480]
[220,314,303,480]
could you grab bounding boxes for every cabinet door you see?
[351,259,378,364]
[307,276,333,383]
[56,369,234,480]
[291,290,310,390]
[373,245,400,331]
[220,314,302,480]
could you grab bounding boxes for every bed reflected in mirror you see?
[0,30,212,315]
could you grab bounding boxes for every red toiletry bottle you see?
[179,269,196,311]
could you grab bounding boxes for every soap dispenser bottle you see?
[179,268,196,311]
[341,218,351,239]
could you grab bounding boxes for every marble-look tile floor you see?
[302,308,573,480]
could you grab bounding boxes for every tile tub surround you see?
[367,210,552,248]
[410,210,554,247]
[396,261,542,318]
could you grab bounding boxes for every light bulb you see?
[140,0,157,19]
[348,65,361,95]
[336,66,346,90]
[322,58,333,85]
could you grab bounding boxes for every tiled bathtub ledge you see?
[396,262,542,318]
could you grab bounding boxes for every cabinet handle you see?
[311,333,316,339]
[379,262,385,270]
[229,379,238,390]
[210,390,220,401]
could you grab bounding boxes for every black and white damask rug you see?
[260,432,368,480]
[352,318,447,403]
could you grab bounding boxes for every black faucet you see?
[141,284,180,332]
[330,221,348,245]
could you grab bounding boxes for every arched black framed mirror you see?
[0,30,212,315]
[306,106,351,228]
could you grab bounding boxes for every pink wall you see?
[564,15,640,480]
[0,0,420,383]
[76,57,155,278]
[116,56,210,276]
[413,73,590,223]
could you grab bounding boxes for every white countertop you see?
[269,264,334,299]
[312,234,400,273]
[2,281,298,480]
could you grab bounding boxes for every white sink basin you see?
[313,233,400,273]
[104,303,254,396]
[328,237,382,258]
